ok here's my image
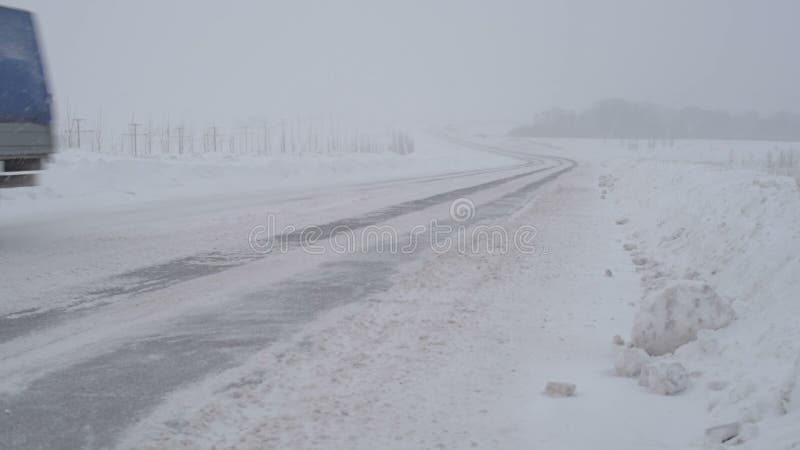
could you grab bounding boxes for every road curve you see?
[0,137,576,449]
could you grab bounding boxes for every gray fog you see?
[7,0,800,126]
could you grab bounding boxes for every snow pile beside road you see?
[631,280,734,356]
[607,160,800,448]
[0,134,516,222]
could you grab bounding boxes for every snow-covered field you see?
[0,133,517,223]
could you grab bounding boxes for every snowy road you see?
[0,139,574,449]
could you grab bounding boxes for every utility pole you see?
[210,124,219,153]
[73,118,89,148]
[127,122,142,157]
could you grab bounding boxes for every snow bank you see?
[631,281,734,356]
[607,157,800,448]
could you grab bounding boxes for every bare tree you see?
[262,121,271,156]
[281,120,286,154]
[176,125,185,156]
[161,120,171,155]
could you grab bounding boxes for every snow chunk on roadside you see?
[639,362,689,396]
[544,382,577,398]
[631,280,735,356]
[614,347,650,377]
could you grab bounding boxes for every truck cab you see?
[0,5,53,188]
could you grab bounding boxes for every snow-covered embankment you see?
[606,160,800,448]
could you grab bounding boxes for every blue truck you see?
[0,5,53,188]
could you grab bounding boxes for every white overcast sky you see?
[6,0,800,127]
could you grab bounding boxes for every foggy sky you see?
[7,0,800,127]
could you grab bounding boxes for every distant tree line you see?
[509,99,800,141]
